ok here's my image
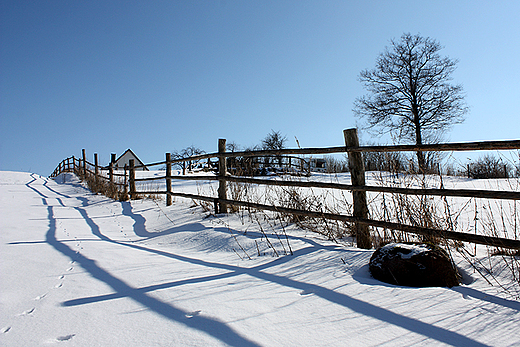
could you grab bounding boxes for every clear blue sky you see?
[1,1,519,175]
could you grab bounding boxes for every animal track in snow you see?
[55,283,63,289]
[66,267,74,272]
[19,307,35,316]
[185,310,201,318]
[35,293,48,300]
[299,289,314,296]
[1,326,11,333]
[56,334,75,341]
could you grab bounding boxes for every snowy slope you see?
[1,171,519,346]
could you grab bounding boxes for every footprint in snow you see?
[299,289,314,296]
[55,283,63,289]
[1,326,11,334]
[66,267,73,272]
[56,334,75,341]
[19,307,35,316]
[185,310,201,318]
[35,293,48,300]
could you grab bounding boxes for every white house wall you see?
[115,152,147,171]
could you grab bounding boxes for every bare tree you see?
[354,33,468,172]
[172,145,205,174]
[226,142,241,174]
[226,142,241,153]
[261,130,287,151]
[262,130,287,167]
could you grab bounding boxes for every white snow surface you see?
[1,170,519,346]
[381,243,432,259]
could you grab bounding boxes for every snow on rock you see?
[369,243,460,287]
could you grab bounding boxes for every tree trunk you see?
[413,112,426,173]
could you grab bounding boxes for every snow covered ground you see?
[1,170,519,346]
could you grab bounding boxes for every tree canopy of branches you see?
[261,130,287,151]
[262,130,287,166]
[354,33,468,172]
[172,145,205,174]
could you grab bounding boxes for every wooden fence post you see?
[82,149,86,178]
[214,198,219,215]
[94,153,99,186]
[109,162,113,183]
[123,164,128,198]
[166,153,172,206]
[218,138,228,214]
[109,153,115,183]
[129,159,136,200]
[344,128,371,249]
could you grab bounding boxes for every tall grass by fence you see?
[50,129,520,250]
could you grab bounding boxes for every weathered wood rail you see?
[50,129,520,250]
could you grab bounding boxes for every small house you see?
[113,149,149,171]
[309,158,327,172]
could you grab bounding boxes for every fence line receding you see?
[49,129,520,250]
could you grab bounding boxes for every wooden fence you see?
[50,129,520,250]
[49,150,129,196]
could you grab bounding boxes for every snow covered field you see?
[1,170,519,346]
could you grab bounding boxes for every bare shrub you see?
[369,172,459,247]
[227,180,253,213]
[363,150,407,174]
[192,181,216,213]
[468,154,513,179]
[325,156,349,173]
[269,182,352,242]
[83,171,127,201]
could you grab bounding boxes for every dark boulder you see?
[369,243,460,287]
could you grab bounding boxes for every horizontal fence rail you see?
[50,129,520,250]
[156,139,520,163]
[223,176,520,201]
